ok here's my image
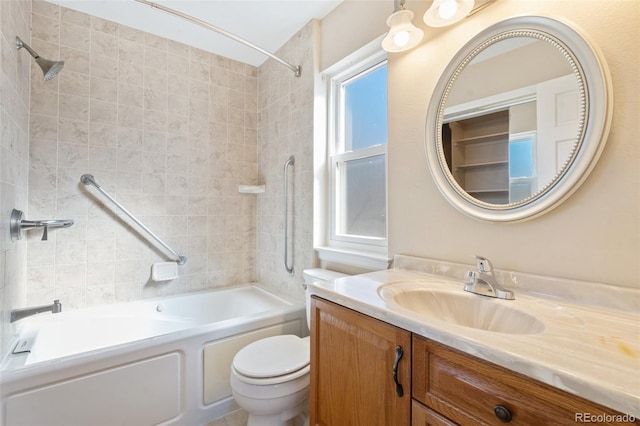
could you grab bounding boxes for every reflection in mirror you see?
[441,37,582,204]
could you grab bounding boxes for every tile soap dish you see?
[238,184,265,194]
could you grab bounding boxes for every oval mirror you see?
[425,16,612,222]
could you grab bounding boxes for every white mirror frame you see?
[425,15,613,222]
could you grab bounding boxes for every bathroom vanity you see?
[308,256,639,425]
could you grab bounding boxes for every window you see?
[508,131,537,202]
[328,52,388,252]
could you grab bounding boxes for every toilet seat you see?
[232,335,310,385]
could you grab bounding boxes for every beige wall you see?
[256,21,317,302]
[320,0,639,288]
[319,0,390,70]
[0,0,31,353]
[386,0,639,287]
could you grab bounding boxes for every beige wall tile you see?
[90,76,117,102]
[59,94,89,121]
[61,7,90,27]
[21,3,264,314]
[91,54,118,80]
[31,13,60,44]
[60,22,90,51]
[91,31,118,57]
[59,71,90,97]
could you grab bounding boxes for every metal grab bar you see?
[80,174,186,265]
[283,156,295,276]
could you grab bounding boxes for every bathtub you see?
[0,285,307,426]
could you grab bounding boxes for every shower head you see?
[16,36,64,81]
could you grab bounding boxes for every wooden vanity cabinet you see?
[412,335,638,426]
[310,296,411,426]
[310,298,637,426]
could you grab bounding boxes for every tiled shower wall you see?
[0,0,31,353]
[25,1,259,309]
[256,22,316,301]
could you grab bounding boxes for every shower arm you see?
[81,174,187,265]
[132,0,301,77]
[15,37,39,58]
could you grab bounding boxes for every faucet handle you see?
[474,255,493,273]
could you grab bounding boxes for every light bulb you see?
[438,0,459,20]
[393,30,410,48]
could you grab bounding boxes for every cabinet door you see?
[310,297,411,426]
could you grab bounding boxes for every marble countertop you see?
[308,265,640,417]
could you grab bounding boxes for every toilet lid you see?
[233,335,309,378]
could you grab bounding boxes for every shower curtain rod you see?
[132,0,301,77]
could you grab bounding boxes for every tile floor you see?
[206,409,248,426]
[207,409,308,426]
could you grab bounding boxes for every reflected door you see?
[536,74,581,185]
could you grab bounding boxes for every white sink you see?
[378,281,545,335]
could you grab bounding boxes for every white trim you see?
[328,58,388,249]
[444,84,537,122]
[316,38,389,269]
[316,246,391,271]
[321,34,386,78]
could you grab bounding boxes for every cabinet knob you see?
[494,405,512,423]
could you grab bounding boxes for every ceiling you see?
[45,0,344,67]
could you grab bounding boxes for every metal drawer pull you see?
[393,345,404,397]
[494,405,512,423]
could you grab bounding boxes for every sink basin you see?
[378,282,545,335]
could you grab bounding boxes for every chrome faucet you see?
[464,256,515,300]
[10,299,62,323]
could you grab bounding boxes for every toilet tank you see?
[303,268,349,331]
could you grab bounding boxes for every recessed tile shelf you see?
[238,185,266,194]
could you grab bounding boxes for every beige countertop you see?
[308,259,640,417]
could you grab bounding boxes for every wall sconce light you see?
[382,0,424,52]
[424,0,475,27]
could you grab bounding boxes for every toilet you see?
[230,269,348,426]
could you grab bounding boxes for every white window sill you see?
[315,246,391,271]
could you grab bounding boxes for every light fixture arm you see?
[133,0,301,77]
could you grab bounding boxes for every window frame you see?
[326,50,389,252]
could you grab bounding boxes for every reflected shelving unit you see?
[445,110,510,204]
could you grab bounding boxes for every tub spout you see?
[10,299,62,323]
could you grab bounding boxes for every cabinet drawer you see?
[412,336,638,426]
[413,400,458,426]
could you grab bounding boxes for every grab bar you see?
[80,174,186,265]
[283,156,295,276]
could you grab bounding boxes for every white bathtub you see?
[0,285,307,426]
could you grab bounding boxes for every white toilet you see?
[230,269,348,426]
